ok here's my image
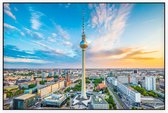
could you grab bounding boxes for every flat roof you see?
[4,85,18,89]
[15,94,36,100]
[92,95,108,105]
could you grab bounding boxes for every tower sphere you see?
[80,40,88,49]
[80,34,88,49]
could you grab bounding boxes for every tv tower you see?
[80,9,88,99]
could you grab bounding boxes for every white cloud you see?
[33,41,76,57]
[24,27,43,39]
[4,3,10,10]
[52,33,57,37]
[4,3,16,20]
[89,4,133,53]
[48,36,56,42]
[34,31,43,38]
[4,9,16,20]
[48,33,57,42]
[29,7,44,30]
[56,25,70,40]
[4,57,49,63]
[4,23,17,29]
[33,41,65,55]
[4,23,25,36]
[31,12,42,30]
[65,3,71,8]
[62,41,73,47]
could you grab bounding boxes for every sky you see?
[3,3,164,69]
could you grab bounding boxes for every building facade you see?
[42,94,67,107]
[117,82,141,103]
[13,94,37,109]
[91,95,109,109]
[145,76,156,91]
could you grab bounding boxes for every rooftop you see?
[96,83,106,89]
[15,94,36,100]
[44,94,66,102]
[4,85,19,91]
[92,95,108,105]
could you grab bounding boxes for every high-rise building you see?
[130,74,138,85]
[42,72,46,81]
[65,72,71,87]
[117,82,141,103]
[31,74,34,81]
[117,76,128,83]
[134,70,138,74]
[145,76,156,91]
[128,74,131,83]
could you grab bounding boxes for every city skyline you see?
[4,3,164,68]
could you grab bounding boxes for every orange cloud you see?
[87,47,164,68]
[103,57,164,68]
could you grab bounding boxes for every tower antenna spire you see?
[82,8,85,35]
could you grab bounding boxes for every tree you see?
[14,90,24,96]
[104,88,109,94]
[113,104,117,109]
[109,104,113,109]
[105,94,116,110]
[66,101,70,107]
[54,75,58,78]
[71,94,75,98]
[131,85,159,98]
[28,84,36,88]
[65,87,71,93]
[86,79,90,84]
[132,107,138,110]
[6,92,13,98]
[40,80,46,85]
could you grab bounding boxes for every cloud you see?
[48,36,56,42]
[89,47,158,61]
[62,41,73,47]
[47,33,57,42]
[4,57,49,63]
[52,33,57,37]
[65,3,71,8]
[4,3,16,20]
[4,3,10,10]
[4,23,25,36]
[33,41,76,57]
[56,25,70,40]
[4,45,37,59]
[29,7,44,30]
[123,49,158,60]
[89,4,133,53]
[31,12,42,30]
[34,41,63,55]
[24,27,44,39]
[87,46,162,68]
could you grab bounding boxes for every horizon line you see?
[3,67,164,70]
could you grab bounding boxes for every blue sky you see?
[4,3,164,68]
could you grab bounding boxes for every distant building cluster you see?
[107,69,164,109]
[3,68,165,110]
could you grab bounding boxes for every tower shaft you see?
[81,49,87,99]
